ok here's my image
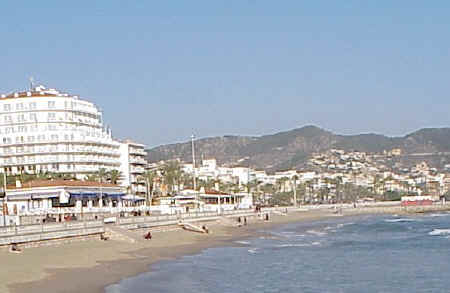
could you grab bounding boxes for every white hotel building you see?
[0,85,147,191]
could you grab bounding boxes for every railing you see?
[0,220,104,246]
[0,209,256,245]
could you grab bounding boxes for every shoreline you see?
[4,204,450,293]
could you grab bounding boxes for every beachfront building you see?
[199,190,253,212]
[150,188,253,214]
[0,85,121,177]
[2,179,130,225]
[118,140,148,196]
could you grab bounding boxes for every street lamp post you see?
[293,177,297,208]
[2,171,7,226]
[191,134,197,191]
[191,134,199,210]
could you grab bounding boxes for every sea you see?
[106,212,450,293]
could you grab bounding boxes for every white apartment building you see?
[0,86,148,190]
[119,140,148,196]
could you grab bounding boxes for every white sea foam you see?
[311,241,321,246]
[276,243,310,248]
[338,222,355,227]
[248,248,259,254]
[426,213,450,218]
[235,241,250,245]
[307,230,327,236]
[385,218,416,223]
[429,229,450,236]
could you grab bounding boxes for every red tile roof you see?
[7,179,118,189]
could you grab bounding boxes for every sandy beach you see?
[2,204,450,293]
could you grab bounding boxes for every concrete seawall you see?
[0,209,254,247]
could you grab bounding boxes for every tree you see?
[142,170,158,196]
[97,168,108,183]
[198,178,215,190]
[108,169,122,184]
[260,183,275,204]
[292,175,299,207]
[161,160,183,193]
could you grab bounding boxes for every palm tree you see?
[86,174,98,182]
[161,161,183,193]
[97,168,108,183]
[198,178,215,190]
[292,175,299,207]
[260,183,275,205]
[108,169,122,185]
[141,170,159,205]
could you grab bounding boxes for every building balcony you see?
[130,166,145,173]
[129,149,147,156]
[130,158,147,165]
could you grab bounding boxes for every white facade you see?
[119,140,148,195]
[0,85,124,178]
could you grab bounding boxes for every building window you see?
[16,103,24,111]
[48,101,56,109]
[29,102,37,110]
[27,136,34,142]
[18,114,26,122]
[3,104,11,112]
[51,134,58,141]
[48,113,56,120]
[4,115,11,123]
[30,113,37,121]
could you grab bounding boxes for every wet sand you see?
[3,204,450,293]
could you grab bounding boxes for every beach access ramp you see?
[105,225,142,243]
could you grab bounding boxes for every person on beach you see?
[144,231,152,240]
[244,217,247,225]
[10,243,21,253]
[202,225,209,233]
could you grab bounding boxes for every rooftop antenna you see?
[29,77,34,90]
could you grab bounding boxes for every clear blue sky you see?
[1,1,450,147]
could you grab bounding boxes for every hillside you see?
[146,126,450,171]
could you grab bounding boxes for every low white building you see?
[2,179,127,225]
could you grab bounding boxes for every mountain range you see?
[146,126,450,171]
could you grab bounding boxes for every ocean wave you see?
[307,230,327,236]
[384,218,416,223]
[276,243,310,248]
[426,213,450,218]
[429,229,450,236]
[235,241,250,245]
[337,222,355,227]
[248,248,259,254]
